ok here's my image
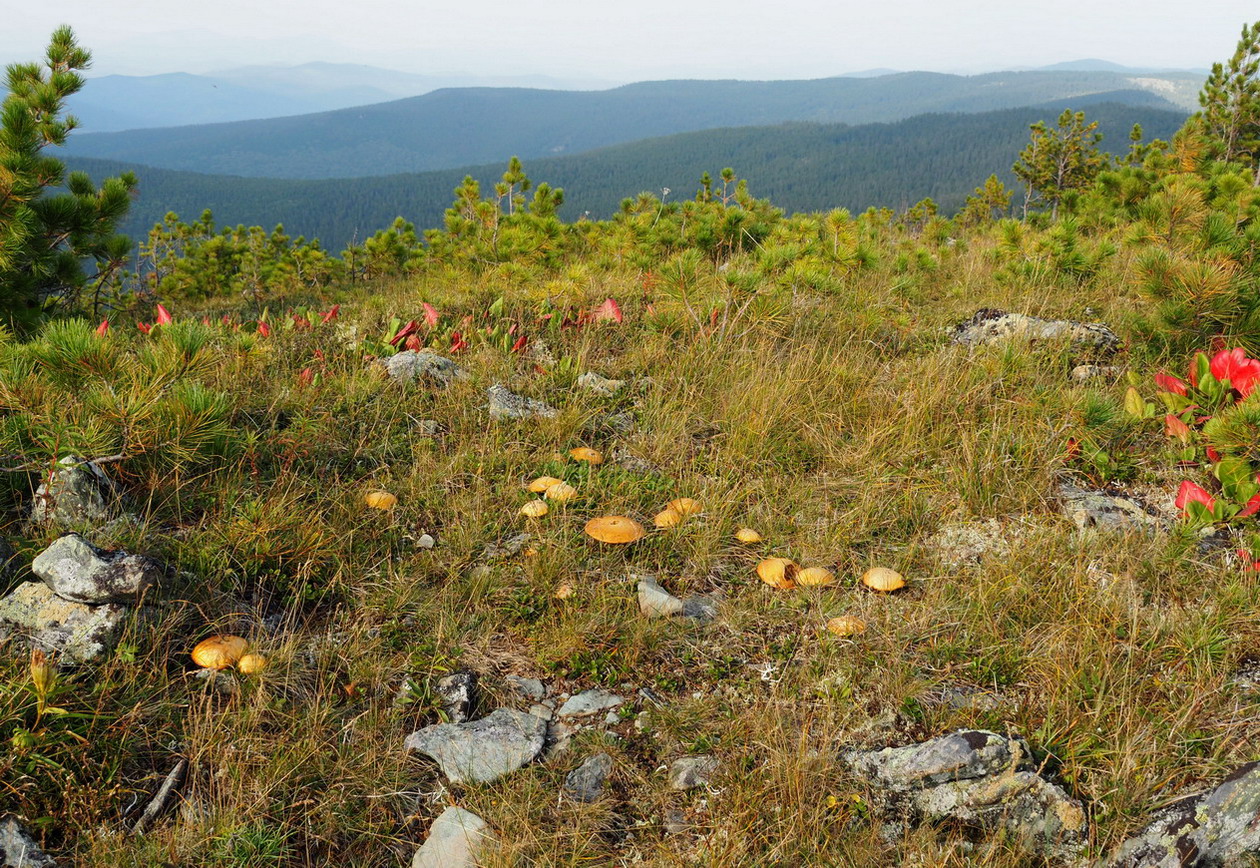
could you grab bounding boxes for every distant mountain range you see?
[67,101,1189,253]
[67,62,619,132]
[60,70,1202,180]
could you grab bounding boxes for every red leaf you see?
[257,322,272,337]
[321,304,340,324]
[450,331,468,353]
[389,320,418,347]
[511,335,528,353]
[422,303,439,328]
[1175,480,1215,514]
[1154,371,1188,397]
[591,297,623,323]
[405,333,422,351]
[298,367,314,386]
[95,320,109,337]
[1207,446,1222,463]
[1164,414,1192,443]
[155,303,173,326]
[136,322,151,334]
[1239,493,1260,518]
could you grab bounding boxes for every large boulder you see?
[405,708,547,784]
[844,730,1086,864]
[384,350,467,387]
[951,309,1121,354]
[31,534,161,604]
[411,807,495,868]
[0,582,129,664]
[29,456,115,527]
[1103,762,1260,867]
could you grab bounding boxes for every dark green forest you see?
[58,70,1197,178]
[68,101,1188,252]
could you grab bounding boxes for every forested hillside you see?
[59,70,1199,178]
[69,101,1188,251]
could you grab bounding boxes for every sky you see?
[1,0,1256,81]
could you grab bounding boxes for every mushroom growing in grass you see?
[668,497,702,517]
[569,447,604,465]
[192,635,249,671]
[584,516,646,544]
[826,615,866,637]
[735,528,763,544]
[653,508,683,528]
[757,557,798,590]
[544,481,578,503]
[528,476,564,493]
[860,567,907,593]
[237,652,268,675]
[364,490,397,510]
[796,567,835,587]
[520,500,549,518]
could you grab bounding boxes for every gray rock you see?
[669,755,720,791]
[557,688,624,718]
[611,447,660,475]
[0,582,129,664]
[951,309,1121,353]
[411,806,495,868]
[1103,762,1260,867]
[565,752,614,803]
[928,519,1014,568]
[384,350,467,387]
[1071,363,1122,383]
[436,671,478,724]
[414,419,441,437]
[576,371,626,396]
[1058,482,1162,533]
[663,808,691,836]
[506,675,545,701]
[487,384,557,420]
[29,456,115,527]
[0,814,57,867]
[415,534,436,550]
[405,708,547,784]
[844,730,1086,864]
[637,576,716,621]
[481,533,530,560]
[602,411,637,435]
[31,534,161,604]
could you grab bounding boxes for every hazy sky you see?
[3,0,1256,80]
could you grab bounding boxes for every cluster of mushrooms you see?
[191,634,266,675]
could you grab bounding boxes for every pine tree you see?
[1012,110,1105,219]
[0,26,137,325]
[1195,21,1260,182]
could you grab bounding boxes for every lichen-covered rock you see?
[0,814,57,867]
[1071,363,1122,383]
[383,350,467,387]
[565,752,614,803]
[487,384,558,420]
[29,456,115,527]
[669,755,720,791]
[951,309,1121,353]
[928,519,1015,568]
[845,730,1086,864]
[405,708,547,784]
[1103,762,1260,867]
[557,688,623,718]
[31,534,161,604]
[435,671,478,724]
[0,582,128,664]
[411,807,495,868]
[576,371,625,396]
[1058,482,1163,533]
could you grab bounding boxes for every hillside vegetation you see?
[59,70,1200,178]
[69,101,1188,253]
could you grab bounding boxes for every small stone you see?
[669,755,720,791]
[950,308,1120,353]
[637,575,716,621]
[557,688,624,718]
[415,534,436,550]
[192,667,240,696]
[0,813,58,867]
[663,808,691,836]
[31,533,161,604]
[1070,363,1122,382]
[0,582,129,664]
[384,350,467,387]
[604,711,620,726]
[481,533,530,560]
[506,675,545,701]
[405,708,547,784]
[564,752,614,803]
[529,703,553,722]
[576,371,625,396]
[487,384,557,420]
[30,455,115,527]
[436,671,478,723]
[612,447,659,475]
[844,730,1025,789]
[1057,482,1162,533]
[411,806,495,868]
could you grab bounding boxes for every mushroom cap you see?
[237,652,268,675]
[735,528,763,544]
[653,507,683,528]
[668,497,702,517]
[861,567,907,592]
[826,615,867,637]
[544,481,578,502]
[584,515,646,544]
[554,583,574,599]
[796,567,836,587]
[520,500,549,518]
[570,447,604,465]
[528,476,564,493]
[364,490,397,510]
[192,635,249,670]
[756,557,798,590]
